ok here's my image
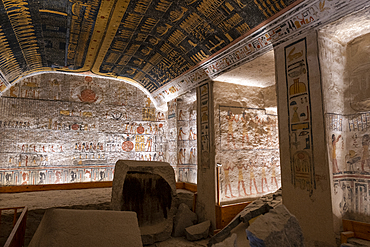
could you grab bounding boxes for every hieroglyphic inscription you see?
[285,38,315,195]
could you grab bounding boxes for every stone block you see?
[28,209,142,247]
[173,203,197,237]
[246,204,304,247]
[111,160,177,245]
[185,220,211,241]
[208,189,283,246]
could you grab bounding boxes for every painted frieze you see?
[177,89,197,184]
[218,106,280,202]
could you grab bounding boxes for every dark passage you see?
[121,172,172,226]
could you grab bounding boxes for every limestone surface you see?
[246,204,304,247]
[28,209,142,247]
[208,188,282,246]
[173,203,198,237]
[211,233,238,247]
[185,220,211,241]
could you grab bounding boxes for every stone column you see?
[274,31,336,246]
[196,80,216,228]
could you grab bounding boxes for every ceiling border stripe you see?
[57,0,117,72]
[91,0,130,75]
[152,0,370,105]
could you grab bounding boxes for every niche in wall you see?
[213,80,281,204]
[0,73,168,186]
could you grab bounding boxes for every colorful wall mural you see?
[176,89,197,184]
[328,112,370,219]
[319,18,370,224]
[217,105,280,202]
[0,73,168,186]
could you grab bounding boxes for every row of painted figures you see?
[221,159,280,198]
[331,133,370,174]
[0,167,114,186]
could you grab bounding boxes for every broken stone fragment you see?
[185,220,211,241]
[172,203,197,237]
[246,204,304,247]
[208,189,283,246]
[211,233,238,247]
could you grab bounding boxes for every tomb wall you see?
[213,81,281,204]
[0,73,168,186]
[319,8,370,232]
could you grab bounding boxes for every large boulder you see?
[185,220,211,241]
[246,204,304,247]
[173,203,197,237]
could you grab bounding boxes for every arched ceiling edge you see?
[151,0,370,105]
[0,0,369,107]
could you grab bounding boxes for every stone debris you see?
[211,233,238,247]
[208,188,283,246]
[185,220,211,241]
[173,203,198,237]
[246,204,304,247]
[176,189,195,211]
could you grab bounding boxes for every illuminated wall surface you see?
[218,106,280,202]
[213,82,280,203]
[319,10,370,222]
[0,73,169,186]
[176,90,197,184]
[166,89,198,184]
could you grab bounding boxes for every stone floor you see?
[0,188,209,247]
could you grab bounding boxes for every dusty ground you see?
[0,188,209,247]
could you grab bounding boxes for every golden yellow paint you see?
[66,0,100,69]
[60,110,70,116]
[236,22,250,35]
[254,0,270,18]
[91,0,130,76]
[3,0,42,70]
[58,0,120,73]
[83,112,93,117]
[39,9,67,16]
[266,0,277,14]
[155,0,172,12]
[0,82,6,92]
[134,0,153,14]
[0,25,22,83]
[168,30,186,46]
[197,0,223,18]
[190,50,209,63]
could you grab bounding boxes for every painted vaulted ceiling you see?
[0,0,298,100]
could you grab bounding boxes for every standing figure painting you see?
[332,134,342,173]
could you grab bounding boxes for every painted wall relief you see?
[198,82,211,169]
[167,99,178,180]
[328,112,370,218]
[218,106,280,202]
[285,38,315,195]
[177,90,197,184]
[0,74,168,186]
